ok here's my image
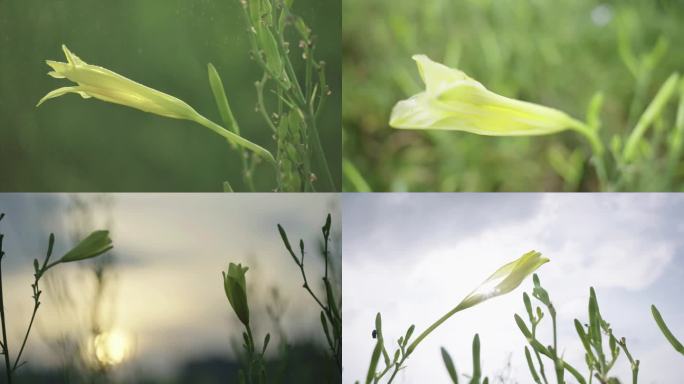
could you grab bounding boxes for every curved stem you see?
[307,111,335,190]
[12,303,38,372]
[193,114,277,167]
[0,261,12,384]
[570,121,604,157]
[569,122,608,188]
[407,305,465,355]
[386,354,407,384]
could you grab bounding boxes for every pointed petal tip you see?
[36,86,80,107]
[36,94,49,107]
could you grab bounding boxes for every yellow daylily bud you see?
[390,55,583,136]
[407,250,548,354]
[38,45,201,120]
[455,250,549,311]
[38,45,275,164]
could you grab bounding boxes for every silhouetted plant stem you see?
[0,213,12,384]
[0,215,111,383]
[277,213,341,372]
[0,258,11,382]
[12,234,55,373]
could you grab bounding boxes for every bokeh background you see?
[343,0,684,191]
[0,194,340,383]
[343,194,684,383]
[0,0,341,191]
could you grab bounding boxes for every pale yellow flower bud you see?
[38,45,275,164]
[390,55,583,136]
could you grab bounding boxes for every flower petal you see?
[36,86,89,106]
[455,250,548,311]
[62,44,85,66]
[413,54,472,94]
[392,55,582,136]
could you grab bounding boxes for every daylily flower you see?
[407,250,548,354]
[38,45,201,120]
[38,45,275,164]
[59,230,113,263]
[454,250,549,311]
[223,263,250,327]
[390,55,584,136]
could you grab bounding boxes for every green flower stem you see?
[192,114,276,167]
[569,121,608,188]
[386,354,408,383]
[406,304,465,356]
[245,325,255,383]
[307,109,335,190]
[12,296,39,372]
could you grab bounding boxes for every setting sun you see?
[93,330,132,367]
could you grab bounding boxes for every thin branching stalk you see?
[0,214,111,383]
[0,213,12,384]
[277,213,341,372]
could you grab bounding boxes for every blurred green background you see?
[343,0,684,191]
[0,0,340,192]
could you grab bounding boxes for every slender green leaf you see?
[471,334,481,383]
[525,347,542,384]
[208,63,240,137]
[652,305,684,355]
[623,72,680,162]
[441,347,459,384]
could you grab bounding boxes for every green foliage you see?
[0,213,112,384]
[441,334,490,384]
[239,0,335,191]
[343,0,684,191]
[516,274,639,384]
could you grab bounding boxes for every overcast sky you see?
[0,193,339,379]
[343,193,684,384]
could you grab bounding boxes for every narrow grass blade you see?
[623,72,680,162]
[208,63,240,138]
[652,305,684,355]
[343,158,372,192]
[524,347,542,384]
[471,334,481,383]
[441,347,459,384]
